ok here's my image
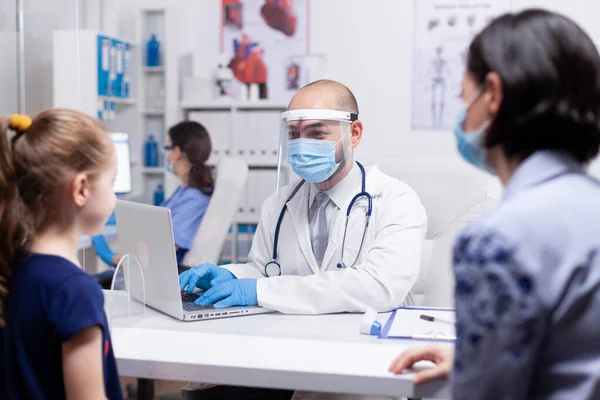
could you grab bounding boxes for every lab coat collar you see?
[503,150,584,201]
[309,162,361,210]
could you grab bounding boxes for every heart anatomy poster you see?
[412,0,511,130]
[221,0,310,102]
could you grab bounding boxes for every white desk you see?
[105,292,449,398]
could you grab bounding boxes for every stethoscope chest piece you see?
[265,260,281,277]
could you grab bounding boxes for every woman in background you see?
[93,121,213,276]
[390,9,600,399]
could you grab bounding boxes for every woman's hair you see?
[468,9,600,163]
[0,109,110,326]
[168,121,214,195]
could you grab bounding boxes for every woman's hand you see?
[389,344,454,384]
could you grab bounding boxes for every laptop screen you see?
[110,132,132,195]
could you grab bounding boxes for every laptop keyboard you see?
[181,292,214,311]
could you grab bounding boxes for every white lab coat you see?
[223,165,427,314]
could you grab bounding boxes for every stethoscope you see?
[264,161,373,277]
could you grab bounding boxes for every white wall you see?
[126,0,600,165]
[0,0,92,116]
[307,0,600,163]
[0,0,18,116]
[3,0,600,174]
[104,0,600,185]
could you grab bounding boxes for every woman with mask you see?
[389,9,600,399]
[92,121,213,276]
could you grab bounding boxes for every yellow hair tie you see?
[9,114,32,133]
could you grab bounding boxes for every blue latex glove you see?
[196,279,258,308]
[178,263,236,294]
[91,235,116,267]
[106,211,116,226]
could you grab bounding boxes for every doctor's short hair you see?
[468,9,600,163]
[302,79,359,115]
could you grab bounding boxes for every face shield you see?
[277,109,357,194]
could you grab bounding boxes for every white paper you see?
[220,112,234,158]
[246,111,259,163]
[233,111,248,162]
[247,170,260,222]
[255,169,276,213]
[238,174,250,222]
[412,0,511,130]
[262,169,277,205]
[257,111,271,165]
[270,111,282,165]
[387,308,456,340]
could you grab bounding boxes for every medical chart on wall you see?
[412,0,511,130]
[221,0,309,102]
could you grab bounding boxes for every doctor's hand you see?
[388,344,454,384]
[178,263,236,294]
[195,279,257,308]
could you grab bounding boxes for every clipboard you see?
[378,306,457,342]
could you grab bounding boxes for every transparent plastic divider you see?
[107,254,146,329]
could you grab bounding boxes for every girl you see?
[93,121,213,273]
[0,110,122,399]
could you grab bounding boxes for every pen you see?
[412,334,456,341]
[419,314,456,325]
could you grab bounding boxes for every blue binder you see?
[97,35,111,96]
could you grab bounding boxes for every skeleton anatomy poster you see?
[221,0,309,102]
[412,0,511,130]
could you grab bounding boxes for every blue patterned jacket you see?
[451,150,600,400]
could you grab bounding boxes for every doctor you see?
[179,79,427,314]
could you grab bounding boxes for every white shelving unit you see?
[53,30,139,117]
[142,110,165,117]
[53,29,144,199]
[142,66,165,73]
[136,6,180,203]
[141,166,166,175]
[98,96,138,105]
[53,12,179,205]
[180,101,290,111]
[182,101,288,263]
[182,102,287,168]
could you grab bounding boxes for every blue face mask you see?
[166,161,175,174]
[287,132,346,183]
[165,149,175,174]
[453,92,495,174]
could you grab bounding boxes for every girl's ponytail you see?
[0,115,32,326]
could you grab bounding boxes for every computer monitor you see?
[110,132,132,195]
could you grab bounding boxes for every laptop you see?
[115,200,273,321]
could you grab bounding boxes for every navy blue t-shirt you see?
[0,253,123,399]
